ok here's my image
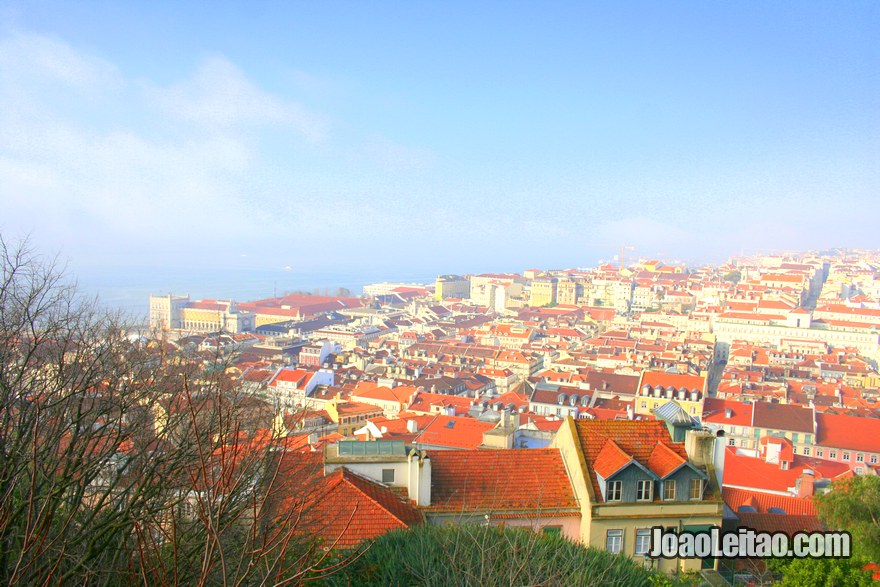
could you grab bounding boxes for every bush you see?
[319,524,660,587]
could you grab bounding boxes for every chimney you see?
[406,419,419,434]
[307,432,318,445]
[407,449,431,506]
[725,408,733,419]
[626,404,634,420]
[797,470,815,498]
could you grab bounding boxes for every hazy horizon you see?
[2,2,878,278]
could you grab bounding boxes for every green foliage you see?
[722,270,742,283]
[768,557,874,587]
[814,475,880,563]
[319,524,660,587]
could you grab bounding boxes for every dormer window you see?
[636,480,653,501]
[607,480,622,501]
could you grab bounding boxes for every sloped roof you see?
[722,487,816,516]
[816,412,880,453]
[652,400,698,426]
[573,420,693,502]
[427,448,579,514]
[751,402,814,434]
[593,439,633,478]
[722,447,851,494]
[736,512,823,535]
[647,442,688,478]
[415,415,495,449]
[276,464,423,550]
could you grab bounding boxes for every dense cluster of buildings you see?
[147,249,880,578]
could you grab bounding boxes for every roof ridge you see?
[338,468,417,525]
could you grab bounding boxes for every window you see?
[803,447,810,456]
[635,528,651,556]
[663,480,676,501]
[870,455,878,465]
[792,433,800,443]
[728,438,736,446]
[641,401,647,409]
[690,479,703,500]
[857,454,864,463]
[843,453,851,461]
[817,449,824,458]
[805,434,812,444]
[381,468,395,483]
[606,529,623,554]
[637,480,653,501]
[607,480,622,502]
[830,451,838,459]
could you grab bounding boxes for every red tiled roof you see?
[573,420,690,501]
[274,460,423,550]
[427,448,579,513]
[593,439,633,478]
[722,487,816,516]
[269,368,311,387]
[647,442,688,478]
[722,447,851,494]
[702,398,753,426]
[816,412,880,453]
[640,371,706,392]
[736,512,823,535]
[415,415,495,449]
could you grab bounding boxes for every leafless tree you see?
[0,235,353,586]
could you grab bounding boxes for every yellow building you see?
[556,279,581,306]
[529,277,558,307]
[551,418,723,574]
[434,275,471,300]
[635,370,707,420]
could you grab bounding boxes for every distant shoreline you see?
[75,266,437,319]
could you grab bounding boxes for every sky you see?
[1,1,878,282]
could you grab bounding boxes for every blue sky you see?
[1,1,878,279]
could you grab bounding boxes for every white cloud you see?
[143,56,329,141]
[0,33,122,92]
[0,33,336,267]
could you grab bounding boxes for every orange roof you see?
[415,415,495,449]
[640,370,706,392]
[722,487,816,516]
[647,442,688,478]
[427,449,578,513]
[269,368,311,387]
[573,420,691,500]
[287,467,423,549]
[593,439,633,478]
[816,412,880,453]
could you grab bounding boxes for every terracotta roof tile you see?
[816,412,880,453]
[573,420,691,502]
[273,459,423,549]
[722,487,816,516]
[427,449,578,513]
[647,442,687,478]
[592,440,633,478]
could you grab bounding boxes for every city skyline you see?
[1,2,878,280]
